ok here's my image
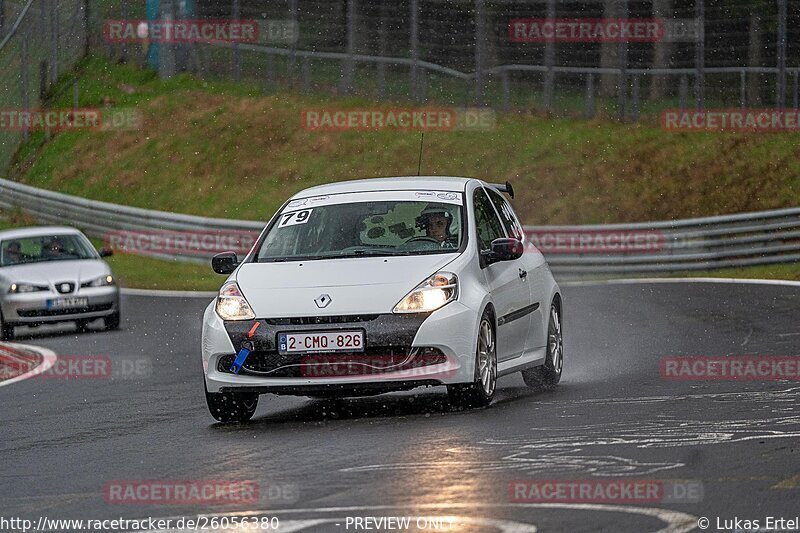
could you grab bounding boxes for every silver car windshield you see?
[256,200,463,262]
[0,234,97,266]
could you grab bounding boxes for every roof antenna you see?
[417,133,424,176]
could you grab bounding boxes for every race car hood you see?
[0,259,110,289]
[235,254,458,317]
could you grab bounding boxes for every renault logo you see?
[314,294,332,308]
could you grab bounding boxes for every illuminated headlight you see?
[216,282,255,321]
[82,275,115,288]
[8,283,48,294]
[393,272,458,314]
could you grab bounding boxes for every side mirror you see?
[212,252,239,275]
[483,238,524,262]
[98,247,114,258]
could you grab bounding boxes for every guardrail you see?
[1,177,798,276]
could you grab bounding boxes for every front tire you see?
[447,311,497,408]
[103,312,120,331]
[205,381,258,423]
[522,300,563,389]
[0,312,14,341]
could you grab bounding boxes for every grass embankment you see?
[1,55,798,288]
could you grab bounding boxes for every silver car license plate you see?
[278,330,364,354]
[47,297,89,310]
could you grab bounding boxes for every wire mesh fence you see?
[0,0,87,174]
[2,0,800,179]
[93,0,799,122]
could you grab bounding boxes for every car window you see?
[255,198,463,261]
[0,234,96,266]
[473,188,506,251]
[487,188,525,242]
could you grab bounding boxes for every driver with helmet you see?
[415,205,458,248]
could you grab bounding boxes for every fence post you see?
[614,0,629,121]
[501,70,510,111]
[631,73,640,121]
[585,73,595,119]
[376,0,388,99]
[694,0,705,109]
[543,0,555,112]
[794,71,799,109]
[50,0,59,84]
[232,0,240,82]
[121,0,128,63]
[409,0,419,101]
[21,30,30,143]
[474,0,486,106]
[0,0,5,38]
[740,70,746,107]
[776,0,787,109]
[341,0,356,95]
[302,56,311,92]
[679,74,688,110]
[73,80,79,109]
[288,0,298,86]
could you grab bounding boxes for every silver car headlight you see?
[8,283,48,294]
[81,275,115,288]
[216,281,256,321]
[393,272,458,314]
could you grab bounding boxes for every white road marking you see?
[120,288,217,298]
[137,502,697,533]
[562,277,800,287]
[0,343,56,388]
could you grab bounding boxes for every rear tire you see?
[522,300,563,389]
[103,312,120,331]
[447,310,497,409]
[205,381,258,423]
[0,312,14,341]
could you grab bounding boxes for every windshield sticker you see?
[287,199,308,208]
[278,209,313,228]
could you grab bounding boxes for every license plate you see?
[278,330,364,354]
[47,297,89,310]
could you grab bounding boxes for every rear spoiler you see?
[488,181,515,199]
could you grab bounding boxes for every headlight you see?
[393,272,458,314]
[8,283,48,294]
[216,282,255,321]
[81,275,115,288]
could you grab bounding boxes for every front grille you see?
[17,303,113,318]
[55,282,75,294]
[264,315,379,326]
[218,347,446,378]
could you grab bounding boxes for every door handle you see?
[518,268,528,279]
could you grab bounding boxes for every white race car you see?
[201,177,562,422]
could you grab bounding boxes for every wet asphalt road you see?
[1,281,799,533]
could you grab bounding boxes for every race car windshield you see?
[255,198,463,262]
[0,234,97,267]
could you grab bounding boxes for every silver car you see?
[0,226,120,340]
